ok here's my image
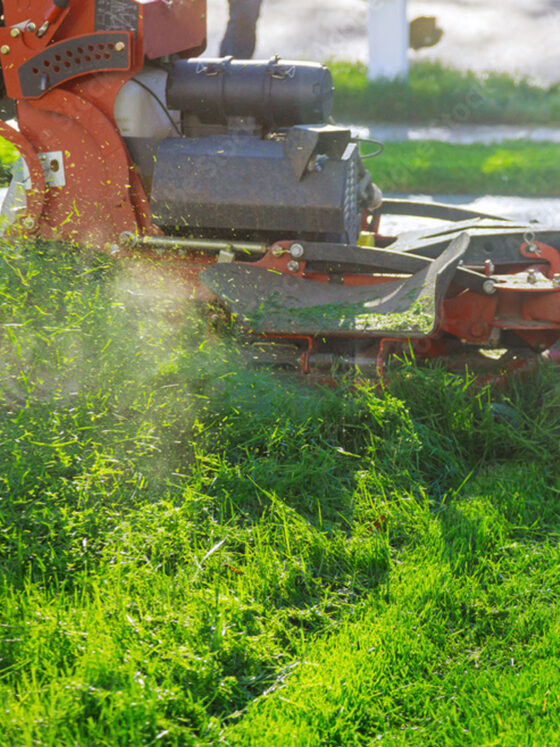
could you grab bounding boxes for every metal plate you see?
[38,151,65,188]
[95,0,139,34]
[201,233,469,337]
[19,32,131,98]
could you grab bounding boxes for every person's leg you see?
[220,0,263,58]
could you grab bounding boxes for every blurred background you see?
[207,0,560,83]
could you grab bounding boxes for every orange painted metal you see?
[0,0,206,246]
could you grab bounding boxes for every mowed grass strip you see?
[2,240,560,744]
[363,140,560,195]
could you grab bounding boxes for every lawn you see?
[332,61,560,125]
[363,140,560,195]
[2,240,560,745]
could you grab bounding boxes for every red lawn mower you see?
[0,0,559,376]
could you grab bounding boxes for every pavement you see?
[351,123,560,145]
[206,0,560,84]
[380,194,560,234]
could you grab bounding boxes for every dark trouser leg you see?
[220,0,263,58]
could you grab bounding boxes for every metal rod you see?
[120,231,268,255]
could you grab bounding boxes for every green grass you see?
[363,140,560,195]
[3,239,560,744]
[332,60,560,124]
[0,138,17,184]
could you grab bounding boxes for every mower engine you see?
[130,57,377,245]
[1,0,560,378]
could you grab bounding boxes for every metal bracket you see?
[19,32,132,98]
[38,151,66,188]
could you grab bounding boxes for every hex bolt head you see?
[0,45,10,55]
[115,41,126,52]
[290,243,304,259]
[287,260,300,273]
[10,28,20,39]
[26,22,36,33]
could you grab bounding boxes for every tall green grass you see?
[2,239,560,743]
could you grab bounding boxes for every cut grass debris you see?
[3,240,560,744]
[332,60,560,125]
[362,140,560,195]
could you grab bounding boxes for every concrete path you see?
[351,124,560,145]
[206,0,560,84]
[380,194,560,234]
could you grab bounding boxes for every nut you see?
[10,28,21,39]
[527,269,538,284]
[26,22,36,33]
[553,273,560,289]
[0,45,10,55]
[287,260,300,273]
[115,41,126,52]
[119,231,137,248]
[482,278,496,295]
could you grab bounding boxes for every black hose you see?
[352,136,385,159]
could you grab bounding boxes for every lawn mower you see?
[1,0,560,377]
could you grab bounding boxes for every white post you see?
[368,0,409,81]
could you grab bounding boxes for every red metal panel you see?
[141,0,207,59]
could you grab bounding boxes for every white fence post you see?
[368,0,409,81]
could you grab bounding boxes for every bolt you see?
[290,243,304,259]
[115,41,126,52]
[271,245,285,257]
[26,22,36,33]
[482,279,496,295]
[0,45,10,55]
[22,216,35,230]
[484,258,495,277]
[10,28,21,39]
[527,269,538,284]
[287,260,300,273]
[36,21,50,38]
[554,274,560,289]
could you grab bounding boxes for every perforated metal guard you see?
[19,32,131,98]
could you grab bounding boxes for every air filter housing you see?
[166,56,334,130]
